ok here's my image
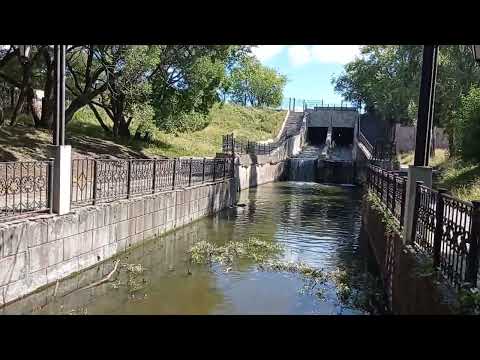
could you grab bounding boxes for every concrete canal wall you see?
[361,197,458,314]
[0,179,235,307]
[236,117,307,191]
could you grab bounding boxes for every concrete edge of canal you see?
[0,179,236,307]
[361,196,460,314]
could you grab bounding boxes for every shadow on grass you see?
[437,161,480,191]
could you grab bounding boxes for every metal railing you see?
[366,164,407,228]
[358,130,374,156]
[411,183,480,289]
[0,159,54,220]
[222,133,278,155]
[372,141,397,162]
[71,157,234,206]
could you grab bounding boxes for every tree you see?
[333,45,480,153]
[228,56,286,108]
[150,45,240,133]
[454,86,480,162]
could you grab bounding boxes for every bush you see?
[455,86,480,162]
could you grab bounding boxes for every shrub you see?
[455,86,480,162]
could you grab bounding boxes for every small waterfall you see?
[288,158,317,182]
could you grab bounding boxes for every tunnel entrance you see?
[332,127,354,146]
[307,127,328,145]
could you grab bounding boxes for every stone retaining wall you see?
[0,179,235,307]
[362,196,458,314]
[236,116,307,191]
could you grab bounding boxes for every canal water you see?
[1,182,387,315]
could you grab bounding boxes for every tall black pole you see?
[59,45,66,146]
[54,45,59,146]
[414,45,438,166]
[54,45,66,146]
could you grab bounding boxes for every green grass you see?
[398,149,480,201]
[0,103,286,161]
[67,103,286,158]
[398,149,448,168]
[435,158,480,201]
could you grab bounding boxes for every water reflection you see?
[2,181,386,315]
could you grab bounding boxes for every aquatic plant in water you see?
[187,238,386,314]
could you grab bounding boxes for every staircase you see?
[278,111,304,141]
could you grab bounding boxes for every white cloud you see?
[251,45,285,62]
[310,45,361,64]
[287,45,312,66]
[252,45,362,67]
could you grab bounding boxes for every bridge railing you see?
[0,159,54,220]
[71,157,234,207]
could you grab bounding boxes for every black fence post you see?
[386,171,390,210]
[188,158,193,187]
[392,174,397,216]
[152,160,157,194]
[92,159,98,205]
[466,201,480,287]
[127,160,132,199]
[172,158,177,190]
[400,178,407,228]
[223,158,227,179]
[202,158,206,183]
[433,189,447,268]
[48,158,54,214]
[410,181,423,245]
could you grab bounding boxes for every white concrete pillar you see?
[52,145,72,215]
[403,165,432,243]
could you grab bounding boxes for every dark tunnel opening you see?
[307,127,328,145]
[332,127,354,146]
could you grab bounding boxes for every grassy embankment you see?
[398,149,480,201]
[0,103,286,161]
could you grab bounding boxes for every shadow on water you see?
[1,182,388,315]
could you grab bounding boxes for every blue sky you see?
[251,45,362,105]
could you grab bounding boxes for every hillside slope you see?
[0,104,286,161]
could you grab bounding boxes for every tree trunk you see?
[26,87,40,126]
[10,87,25,125]
[38,50,55,129]
[88,103,111,134]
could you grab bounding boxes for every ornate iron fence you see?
[411,183,480,289]
[71,157,234,206]
[367,164,407,229]
[222,133,277,155]
[372,141,396,161]
[0,159,53,220]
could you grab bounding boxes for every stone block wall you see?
[0,179,235,307]
[235,116,307,191]
[361,196,458,314]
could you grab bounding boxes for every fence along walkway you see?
[366,163,480,291]
[71,157,234,206]
[0,160,53,220]
[222,111,305,156]
[412,183,480,289]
